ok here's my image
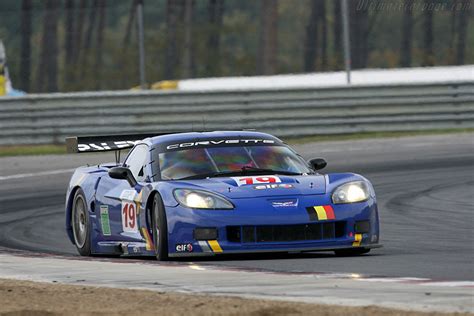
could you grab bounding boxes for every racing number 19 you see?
[239,176,278,185]
[122,202,136,232]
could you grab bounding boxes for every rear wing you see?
[66,133,168,153]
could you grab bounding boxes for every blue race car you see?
[65,131,380,260]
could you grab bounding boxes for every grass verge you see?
[0,144,65,157]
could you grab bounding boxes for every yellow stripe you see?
[352,233,362,247]
[141,228,153,251]
[207,240,223,253]
[314,206,327,220]
[151,80,179,90]
[135,191,143,214]
[0,75,5,96]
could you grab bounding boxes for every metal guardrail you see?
[0,81,473,145]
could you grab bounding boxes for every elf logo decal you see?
[175,243,193,252]
[254,183,294,190]
[232,175,281,186]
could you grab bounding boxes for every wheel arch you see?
[144,190,159,232]
[65,185,82,244]
[144,189,169,260]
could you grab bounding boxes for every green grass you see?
[0,144,66,157]
[0,128,472,157]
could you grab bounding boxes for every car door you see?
[95,144,150,241]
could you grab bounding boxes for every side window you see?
[124,144,149,181]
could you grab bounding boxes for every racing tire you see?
[71,188,92,256]
[151,193,169,261]
[334,248,371,257]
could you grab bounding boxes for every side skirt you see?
[169,244,383,258]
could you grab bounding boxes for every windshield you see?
[158,145,311,180]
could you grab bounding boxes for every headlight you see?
[332,181,370,204]
[174,189,234,210]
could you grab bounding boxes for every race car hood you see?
[169,174,327,199]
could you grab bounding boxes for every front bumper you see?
[165,195,380,257]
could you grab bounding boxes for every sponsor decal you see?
[254,183,294,190]
[175,243,194,253]
[100,205,111,236]
[166,139,276,150]
[78,140,141,152]
[306,205,336,221]
[232,175,281,186]
[271,199,298,208]
[120,189,137,201]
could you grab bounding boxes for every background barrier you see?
[0,81,473,145]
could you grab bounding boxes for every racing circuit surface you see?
[0,134,473,281]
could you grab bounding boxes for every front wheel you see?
[151,193,169,261]
[71,188,92,256]
[334,248,370,257]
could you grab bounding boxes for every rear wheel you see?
[151,193,169,261]
[72,189,91,256]
[334,248,370,257]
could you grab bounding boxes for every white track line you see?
[419,281,474,287]
[0,169,74,181]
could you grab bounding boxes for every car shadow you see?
[124,250,382,264]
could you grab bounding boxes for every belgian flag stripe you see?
[323,205,335,220]
[306,207,318,221]
[306,205,337,221]
[314,206,327,220]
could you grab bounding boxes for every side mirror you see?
[308,158,327,171]
[108,167,137,187]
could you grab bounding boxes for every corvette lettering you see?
[166,139,275,150]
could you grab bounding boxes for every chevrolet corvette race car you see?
[65,131,380,260]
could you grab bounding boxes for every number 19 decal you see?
[231,175,282,186]
[122,202,137,233]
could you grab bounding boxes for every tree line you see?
[1,0,471,93]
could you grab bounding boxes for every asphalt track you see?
[0,134,473,281]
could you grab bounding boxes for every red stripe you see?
[323,205,335,220]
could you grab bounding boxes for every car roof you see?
[146,131,282,145]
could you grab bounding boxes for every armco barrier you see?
[0,81,473,145]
